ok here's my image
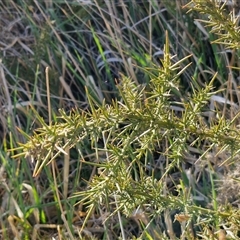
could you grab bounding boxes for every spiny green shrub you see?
[16,32,240,239]
[7,0,240,239]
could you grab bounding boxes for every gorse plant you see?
[2,0,240,239]
[186,0,240,49]
[16,32,240,239]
